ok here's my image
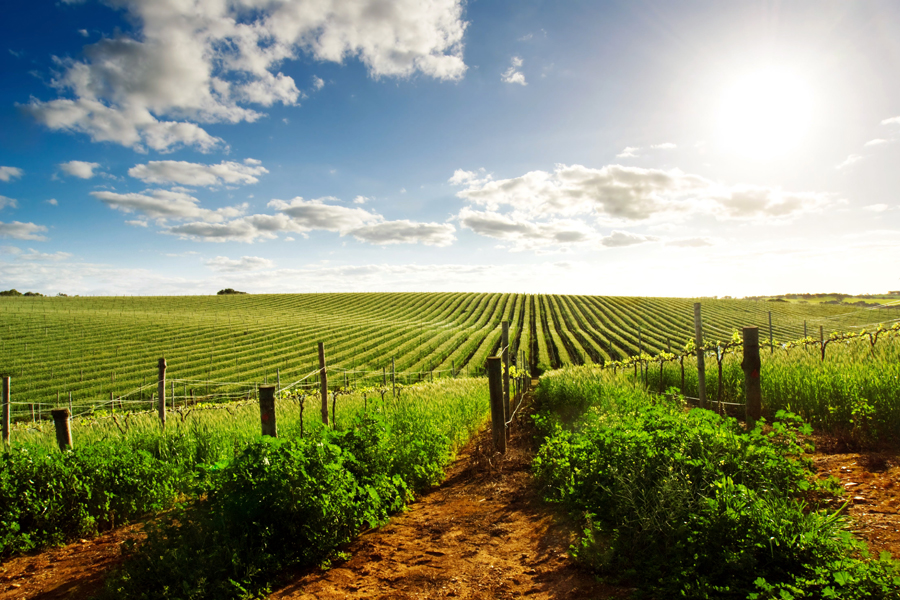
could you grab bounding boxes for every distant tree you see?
[0,289,22,296]
[56,293,68,297]
[217,288,248,295]
[23,291,44,297]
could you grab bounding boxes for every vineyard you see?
[1,292,895,420]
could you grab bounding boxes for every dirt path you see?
[268,390,626,600]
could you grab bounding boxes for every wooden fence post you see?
[819,326,825,361]
[742,327,762,426]
[259,385,277,437]
[50,408,72,451]
[158,358,167,427]
[694,302,707,409]
[1,376,9,448]
[318,342,328,425]
[487,357,506,454]
[502,320,510,420]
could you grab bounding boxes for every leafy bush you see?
[0,445,183,556]
[532,366,900,598]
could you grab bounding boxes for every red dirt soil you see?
[3,390,900,599]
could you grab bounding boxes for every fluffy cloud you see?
[600,231,656,247]
[0,167,23,182]
[129,159,268,187]
[350,221,456,246]
[59,160,100,179]
[205,256,274,272]
[268,197,381,232]
[616,147,640,158]
[458,207,593,250]
[25,0,468,152]
[501,56,526,85]
[453,163,828,222]
[17,249,73,261]
[0,221,48,241]
[651,142,677,149]
[882,116,900,126]
[92,189,247,222]
[0,196,17,210]
[166,214,304,243]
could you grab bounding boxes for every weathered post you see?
[820,325,826,361]
[50,408,72,451]
[318,342,328,425]
[742,327,762,426]
[768,311,773,354]
[1,376,9,448]
[694,302,707,409]
[487,357,506,454]
[259,385,277,437]
[157,358,167,427]
[501,320,510,419]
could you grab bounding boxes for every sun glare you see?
[717,68,814,159]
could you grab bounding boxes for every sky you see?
[1,0,899,297]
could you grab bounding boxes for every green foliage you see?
[99,385,487,600]
[532,366,900,598]
[0,444,183,556]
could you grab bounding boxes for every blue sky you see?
[1,0,899,296]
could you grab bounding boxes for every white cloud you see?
[0,167,23,182]
[24,0,468,152]
[165,213,304,243]
[125,219,148,227]
[268,197,381,232]
[651,142,677,150]
[864,138,889,147]
[352,195,369,204]
[600,231,656,247]
[78,29,89,37]
[616,146,640,158]
[0,221,48,241]
[16,249,73,262]
[205,256,274,272]
[128,160,268,187]
[45,199,58,206]
[451,163,830,248]
[312,76,325,91]
[836,154,864,169]
[881,116,900,126]
[863,204,889,212]
[0,196,18,210]
[501,56,527,85]
[59,160,100,179]
[350,220,456,246]
[92,189,247,222]
[458,207,594,250]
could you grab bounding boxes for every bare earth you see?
[3,393,900,599]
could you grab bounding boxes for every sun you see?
[716,68,814,159]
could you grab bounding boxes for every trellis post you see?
[318,342,328,425]
[259,385,277,437]
[502,320,510,419]
[1,376,9,448]
[742,327,762,426]
[51,408,72,451]
[158,357,167,427]
[694,302,707,409]
[487,357,506,454]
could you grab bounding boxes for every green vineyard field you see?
[0,293,896,416]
